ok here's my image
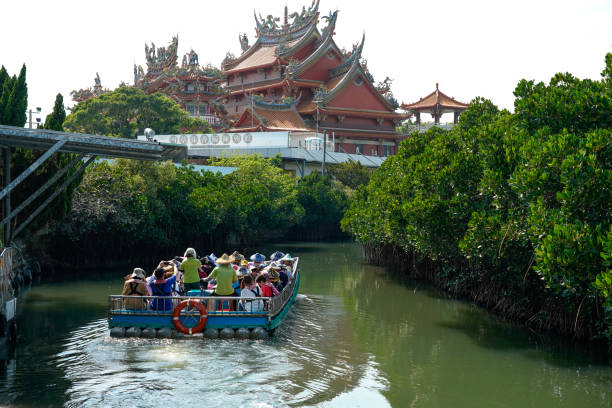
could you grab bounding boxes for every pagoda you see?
[401,83,470,125]
[134,36,226,128]
[221,0,409,156]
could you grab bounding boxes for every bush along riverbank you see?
[342,53,612,347]
[28,155,366,279]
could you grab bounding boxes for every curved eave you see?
[278,25,321,60]
[225,59,279,76]
[291,30,344,78]
[222,38,263,71]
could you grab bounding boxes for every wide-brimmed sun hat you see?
[216,253,232,265]
[184,247,197,258]
[250,253,266,262]
[131,268,145,279]
[268,261,281,270]
[230,251,244,262]
[270,251,285,261]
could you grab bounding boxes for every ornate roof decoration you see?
[239,34,250,54]
[254,0,320,45]
[329,33,365,79]
[221,52,237,67]
[315,10,337,48]
[144,36,179,75]
[251,94,298,110]
[401,83,470,112]
[181,50,200,70]
[71,72,110,103]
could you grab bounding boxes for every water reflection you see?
[0,242,610,407]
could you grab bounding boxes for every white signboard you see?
[139,132,292,149]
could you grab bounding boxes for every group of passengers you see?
[121,248,296,312]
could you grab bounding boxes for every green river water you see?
[0,241,610,407]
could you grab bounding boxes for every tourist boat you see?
[107,258,299,339]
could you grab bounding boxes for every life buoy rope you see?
[172,299,207,335]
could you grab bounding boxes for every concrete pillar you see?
[454,111,460,124]
[415,112,421,125]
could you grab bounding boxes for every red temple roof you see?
[401,83,470,111]
[233,104,313,132]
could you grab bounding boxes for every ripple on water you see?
[44,295,385,408]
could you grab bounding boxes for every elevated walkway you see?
[0,125,187,245]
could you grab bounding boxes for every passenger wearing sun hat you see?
[270,251,285,262]
[121,267,149,310]
[205,253,238,296]
[179,247,202,293]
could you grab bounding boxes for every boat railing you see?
[108,257,299,319]
[269,258,299,317]
[108,295,272,317]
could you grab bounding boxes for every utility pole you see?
[27,107,42,129]
[322,131,326,175]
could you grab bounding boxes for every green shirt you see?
[208,264,237,295]
[179,257,202,284]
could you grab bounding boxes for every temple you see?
[221,0,409,156]
[134,36,226,128]
[401,83,470,125]
[71,73,110,103]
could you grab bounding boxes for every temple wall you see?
[298,52,342,82]
[227,67,282,87]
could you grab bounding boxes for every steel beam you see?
[0,153,85,229]
[3,148,10,245]
[0,138,67,201]
[12,155,96,240]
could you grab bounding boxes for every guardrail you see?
[108,258,299,319]
[108,295,271,317]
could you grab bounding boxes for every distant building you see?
[133,36,226,128]
[220,0,409,156]
[401,83,470,125]
[71,72,110,103]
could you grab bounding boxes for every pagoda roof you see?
[401,84,470,112]
[232,103,313,132]
[289,10,341,78]
[254,0,320,45]
[224,2,323,74]
[224,43,284,74]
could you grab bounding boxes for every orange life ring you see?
[172,299,207,335]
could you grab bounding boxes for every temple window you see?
[199,104,207,115]
[264,68,267,80]
[186,104,196,115]
[187,83,195,92]
[355,144,361,154]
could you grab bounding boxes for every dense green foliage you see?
[63,86,212,138]
[343,54,612,342]
[45,156,348,267]
[327,159,374,190]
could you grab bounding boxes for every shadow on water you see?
[437,306,612,367]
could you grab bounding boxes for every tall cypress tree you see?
[0,74,15,124]
[0,66,8,105]
[3,64,27,126]
[43,93,66,131]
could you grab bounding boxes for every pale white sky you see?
[1,0,611,123]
